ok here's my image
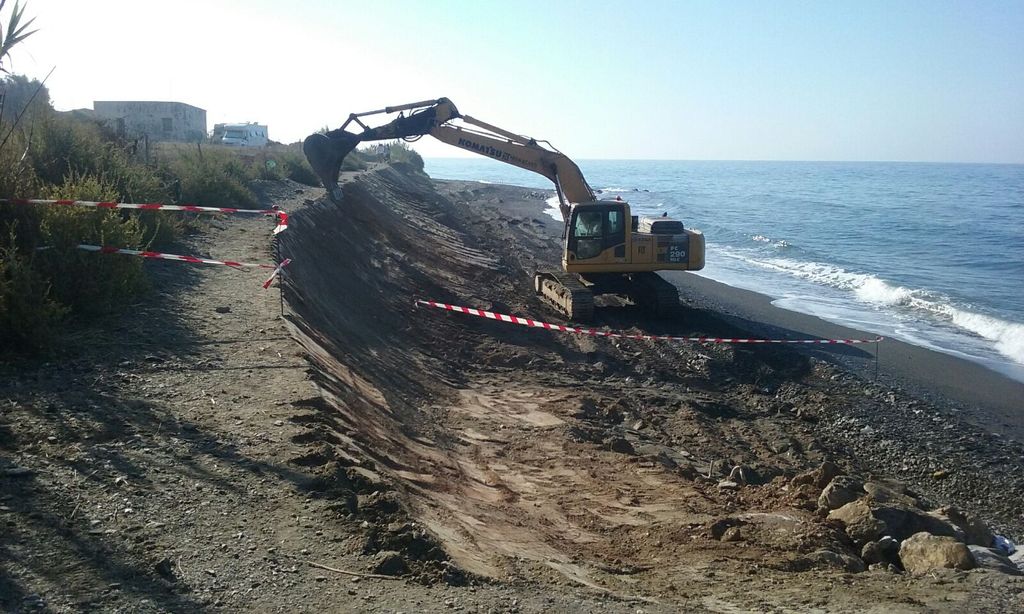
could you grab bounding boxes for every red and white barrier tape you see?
[1,198,289,234]
[415,299,884,345]
[262,258,292,289]
[78,245,289,288]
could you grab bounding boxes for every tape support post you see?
[415,299,884,345]
[2,198,289,234]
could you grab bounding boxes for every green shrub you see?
[0,233,67,352]
[277,149,320,186]
[163,148,258,208]
[35,173,148,313]
[386,141,424,172]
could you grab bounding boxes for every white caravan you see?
[220,123,268,147]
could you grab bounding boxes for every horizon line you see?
[423,156,1024,166]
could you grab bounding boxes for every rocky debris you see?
[968,546,1022,575]
[791,461,842,490]
[606,437,635,455]
[708,517,746,541]
[818,475,864,511]
[804,549,866,573]
[928,506,994,547]
[861,537,901,568]
[899,532,975,574]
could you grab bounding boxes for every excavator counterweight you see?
[304,98,705,321]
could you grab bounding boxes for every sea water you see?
[424,158,1024,383]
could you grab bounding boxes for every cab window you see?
[574,211,603,237]
[607,210,623,235]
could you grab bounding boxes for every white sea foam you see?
[751,234,791,249]
[940,307,1024,364]
[716,249,1024,366]
[543,195,562,221]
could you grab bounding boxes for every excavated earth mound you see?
[277,165,1024,610]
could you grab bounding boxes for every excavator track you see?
[533,271,594,322]
[630,272,680,317]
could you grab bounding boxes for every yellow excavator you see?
[303,97,704,321]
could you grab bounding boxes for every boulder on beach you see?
[899,532,975,574]
[818,475,865,511]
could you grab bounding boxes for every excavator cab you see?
[566,203,628,263]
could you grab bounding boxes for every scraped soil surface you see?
[3,165,1024,612]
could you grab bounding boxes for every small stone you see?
[721,527,743,542]
[861,536,900,567]
[215,306,231,314]
[717,480,740,491]
[371,551,409,576]
[932,469,949,479]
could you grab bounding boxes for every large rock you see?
[928,506,994,547]
[863,481,918,507]
[828,499,886,545]
[968,546,1022,575]
[818,475,864,511]
[899,532,975,574]
[829,498,961,546]
[871,503,960,542]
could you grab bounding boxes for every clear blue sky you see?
[7,0,1023,162]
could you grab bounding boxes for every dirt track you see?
[2,164,1023,612]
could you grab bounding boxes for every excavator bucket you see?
[303,131,361,203]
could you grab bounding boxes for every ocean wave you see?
[751,234,791,249]
[939,307,1024,364]
[717,250,1024,364]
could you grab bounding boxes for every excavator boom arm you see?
[303,98,595,219]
